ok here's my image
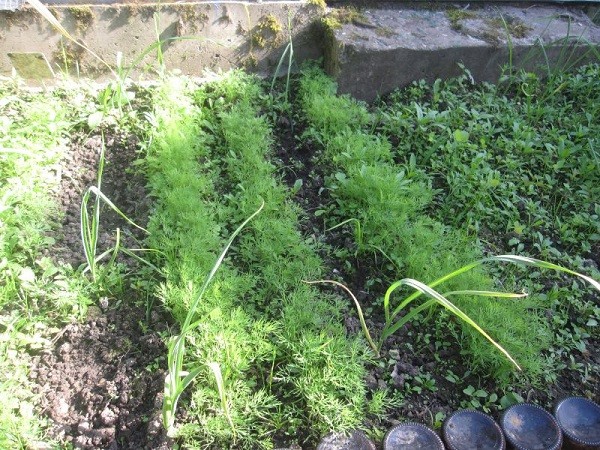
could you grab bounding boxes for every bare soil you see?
[32,132,172,450]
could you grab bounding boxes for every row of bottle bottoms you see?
[316,397,600,450]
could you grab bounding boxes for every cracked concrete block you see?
[325,4,600,102]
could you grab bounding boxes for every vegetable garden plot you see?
[0,65,598,449]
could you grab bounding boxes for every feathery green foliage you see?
[0,82,99,448]
[297,66,572,384]
[144,72,375,447]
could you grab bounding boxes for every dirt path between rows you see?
[32,132,172,449]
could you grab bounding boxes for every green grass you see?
[0,75,155,448]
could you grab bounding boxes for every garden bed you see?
[1,64,598,449]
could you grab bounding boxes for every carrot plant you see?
[162,201,264,434]
[204,77,376,439]
[141,70,391,447]
[297,66,578,384]
[0,81,98,448]
[145,76,282,448]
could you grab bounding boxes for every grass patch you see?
[0,81,94,448]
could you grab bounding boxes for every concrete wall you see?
[0,1,325,79]
[325,4,600,102]
[2,1,599,101]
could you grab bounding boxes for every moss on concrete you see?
[4,7,42,29]
[321,16,342,40]
[331,6,369,26]
[242,52,258,69]
[251,14,283,49]
[175,4,209,35]
[446,8,477,32]
[320,6,373,39]
[320,7,374,78]
[486,16,531,39]
[66,6,94,35]
[307,0,327,11]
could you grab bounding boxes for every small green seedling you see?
[80,141,149,283]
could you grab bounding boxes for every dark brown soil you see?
[51,132,151,267]
[31,305,170,449]
[33,131,173,450]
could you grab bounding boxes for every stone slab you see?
[0,1,324,80]
[326,3,600,102]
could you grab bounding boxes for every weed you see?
[251,14,283,49]
[379,66,600,266]
[446,8,477,31]
[461,385,498,412]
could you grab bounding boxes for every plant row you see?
[0,81,100,448]
[295,66,592,387]
[143,73,383,448]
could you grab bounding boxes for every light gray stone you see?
[326,3,600,101]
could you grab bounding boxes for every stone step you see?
[324,4,600,101]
